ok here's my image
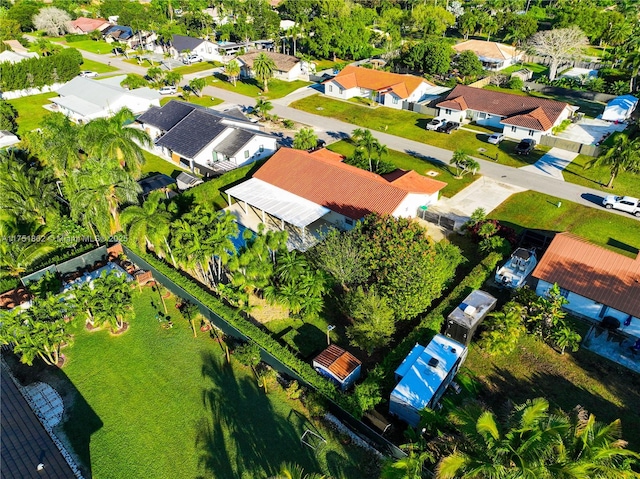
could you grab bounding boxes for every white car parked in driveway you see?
[183,54,203,64]
[159,85,177,95]
[79,71,98,78]
[426,117,446,131]
[602,195,640,217]
[487,133,504,144]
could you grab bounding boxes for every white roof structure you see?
[391,335,465,415]
[225,178,330,228]
[51,77,161,122]
[0,130,20,148]
[0,50,38,64]
[602,95,638,122]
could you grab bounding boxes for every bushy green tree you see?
[292,127,318,150]
[455,50,483,79]
[344,286,395,355]
[0,101,18,133]
[479,302,527,356]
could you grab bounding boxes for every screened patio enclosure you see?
[225,178,332,251]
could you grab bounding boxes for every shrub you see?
[467,219,517,247]
[65,34,88,43]
[508,76,524,90]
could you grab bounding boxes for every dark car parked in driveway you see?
[437,121,460,134]
[515,138,536,155]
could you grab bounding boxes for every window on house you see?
[528,129,534,136]
[212,151,219,162]
[328,85,333,93]
[339,88,344,94]
[345,218,354,226]
[559,287,570,298]
[244,150,250,159]
[259,145,264,152]
[445,109,451,115]
[511,126,517,133]
[392,96,398,104]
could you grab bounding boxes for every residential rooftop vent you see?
[428,357,439,368]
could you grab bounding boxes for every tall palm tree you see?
[165,71,183,87]
[352,128,381,172]
[0,151,59,225]
[81,108,152,179]
[69,159,142,241]
[252,52,276,92]
[586,133,640,188]
[23,113,82,180]
[121,191,172,257]
[224,59,240,86]
[92,271,134,332]
[189,77,206,97]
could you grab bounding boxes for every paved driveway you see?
[555,118,627,145]
[519,148,579,181]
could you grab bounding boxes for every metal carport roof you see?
[225,178,330,228]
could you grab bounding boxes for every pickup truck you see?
[603,195,640,217]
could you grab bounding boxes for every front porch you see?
[582,326,640,374]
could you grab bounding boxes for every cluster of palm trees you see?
[350,128,390,174]
[383,398,639,479]
[0,270,133,366]
[0,108,151,281]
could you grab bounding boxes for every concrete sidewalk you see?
[519,148,579,181]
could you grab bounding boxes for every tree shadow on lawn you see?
[563,166,606,187]
[475,358,640,452]
[195,351,319,478]
[403,149,452,173]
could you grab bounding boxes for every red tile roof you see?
[533,233,640,318]
[253,148,447,219]
[436,85,570,132]
[313,345,361,381]
[69,17,109,33]
[328,66,433,100]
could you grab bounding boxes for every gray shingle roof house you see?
[170,34,221,61]
[137,100,278,175]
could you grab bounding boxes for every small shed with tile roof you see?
[533,233,640,337]
[313,345,362,390]
[436,85,576,142]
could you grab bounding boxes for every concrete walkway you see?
[439,177,526,217]
[519,148,579,181]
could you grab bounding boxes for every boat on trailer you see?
[495,248,537,288]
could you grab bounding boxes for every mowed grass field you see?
[8,91,58,134]
[208,74,311,100]
[18,288,376,479]
[489,190,640,256]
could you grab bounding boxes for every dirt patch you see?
[248,294,288,324]
[110,322,130,336]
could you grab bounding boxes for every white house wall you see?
[502,125,546,142]
[438,107,465,123]
[325,82,359,100]
[393,193,439,218]
[536,280,640,328]
[227,136,277,166]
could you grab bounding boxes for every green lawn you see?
[58,39,113,55]
[9,288,376,479]
[562,154,640,198]
[464,332,640,452]
[327,140,478,198]
[290,94,549,168]
[8,91,57,134]
[141,150,190,178]
[208,74,311,100]
[80,58,119,74]
[489,190,640,256]
[160,95,224,107]
[500,62,549,78]
[173,61,222,75]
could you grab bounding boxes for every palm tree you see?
[165,71,183,87]
[254,98,274,121]
[81,108,152,178]
[552,324,581,354]
[292,128,318,150]
[0,151,59,225]
[74,282,102,328]
[450,149,479,178]
[0,218,55,279]
[92,271,134,332]
[224,59,240,86]
[269,462,326,479]
[189,77,206,97]
[121,191,172,256]
[374,142,389,173]
[69,159,142,240]
[351,128,381,172]
[23,112,82,179]
[586,133,640,188]
[147,66,164,86]
[252,52,276,92]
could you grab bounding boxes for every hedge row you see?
[123,244,358,413]
[64,34,89,43]
[0,48,81,91]
[362,252,504,394]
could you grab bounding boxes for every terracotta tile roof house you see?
[324,65,438,110]
[250,147,446,220]
[452,40,522,70]
[533,233,640,329]
[313,345,362,390]
[436,85,576,142]
[236,51,303,81]
[68,17,111,34]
